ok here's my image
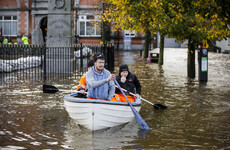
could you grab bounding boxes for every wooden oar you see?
[114,80,150,131]
[115,85,167,110]
[43,84,59,93]
[140,98,167,110]
[43,84,84,94]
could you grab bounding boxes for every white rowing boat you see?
[64,94,142,131]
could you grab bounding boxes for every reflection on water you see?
[1,48,230,149]
[63,119,146,149]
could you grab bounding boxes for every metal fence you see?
[0,44,114,83]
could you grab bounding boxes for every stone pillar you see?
[32,26,43,45]
[46,0,74,74]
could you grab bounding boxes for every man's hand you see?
[79,90,86,94]
[135,94,140,99]
[121,76,126,83]
[107,74,116,82]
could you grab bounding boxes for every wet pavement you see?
[0,48,230,149]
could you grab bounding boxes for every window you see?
[0,16,17,36]
[124,30,136,37]
[78,15,101,37]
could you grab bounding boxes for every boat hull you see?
[64,94,141,131]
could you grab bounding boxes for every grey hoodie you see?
[85,66,115,100]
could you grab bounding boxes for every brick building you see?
[0,0,33,43]
[0,0,148,49]
[75,0,146,50]
[3,0,229,51]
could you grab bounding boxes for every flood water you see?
[1,48,230,149]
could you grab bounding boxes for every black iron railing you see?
[0,44,114,83]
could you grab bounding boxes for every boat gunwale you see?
[64,94,142,106]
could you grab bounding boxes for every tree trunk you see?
[116,30,120,51]
[102,21,110,44]
[101,2,110,44]
[159,35,164,65]
[143,30,151,58]
[187,38,196,78]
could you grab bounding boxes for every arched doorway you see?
[40,17,47,43]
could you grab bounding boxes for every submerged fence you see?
[0,44,114,83]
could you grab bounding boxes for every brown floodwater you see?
[0,48,230,149]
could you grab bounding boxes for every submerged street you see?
[1,48,230,149]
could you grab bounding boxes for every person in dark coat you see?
[116,64,141,98]
[0,36,3,44]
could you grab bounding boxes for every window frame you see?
[124,30,136,37]
[78,15,101,37]
[0,16,17,37]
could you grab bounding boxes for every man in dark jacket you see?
[116,64,141,98]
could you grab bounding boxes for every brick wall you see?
[18,11,27,35]
[79,38,101,44]
[132,38,142,45]
[0,0,17,7]
[79,0,101,6]
[20,0,27,7]
[18,0,33,43]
